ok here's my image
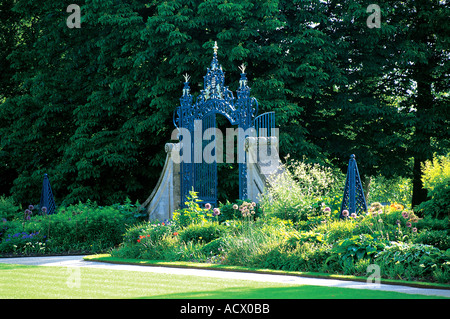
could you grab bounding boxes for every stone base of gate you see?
[142,137,282,221]
[141,143,181,221]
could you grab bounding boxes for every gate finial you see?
[213,41,218,54]
[238,63,246,74]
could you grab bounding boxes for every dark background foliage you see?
[0,0,448,208]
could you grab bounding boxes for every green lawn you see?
[0,263,446,299]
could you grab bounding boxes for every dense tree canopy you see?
[0,0,448,207]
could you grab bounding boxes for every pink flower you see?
[412,227,417,233]
[324,207,331,212]
[351,213,357,218]
[213,208,220,216]
[205,203,211,210]
[342,210,349,217]
[233,204,238,210]
[402,211,409,219]
[406,222,412,227]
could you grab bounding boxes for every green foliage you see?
[413,230,450,251]
[260,158,343,222]
[218,199,263,223]
[222,218,296,267]
[0,200,143,255]
[0,230,47,255]
[417,154,450,218]
[327,234,387,265]
[375,242,450,282]
[367,176,412,207]
[179,222,226,244]
[173,190,212,227]
[0,196,21,221]
[201,237,227,258]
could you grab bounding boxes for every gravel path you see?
[1,255,449,298]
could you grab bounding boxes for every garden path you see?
[0,255,449,298]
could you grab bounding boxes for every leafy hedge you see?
[0,199,146,255]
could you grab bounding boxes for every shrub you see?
[0,200,142,255]
[314,219,358,244]
[0,196,21,221]
[110,197,148,224]
[223,218,295,267]
[201,237,227,257]
[417,154,450,218]
[326,234,387,268]
[417,215,449,231]
[260,158,343,222]
[413,230,450,251]
[375,242,450,282]
[40,202,127,252]
[138,233,180,260]
[179,222,226,244]
[367,175,412,207]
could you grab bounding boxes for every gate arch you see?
[142,43,280,220]
[173,42,266,206]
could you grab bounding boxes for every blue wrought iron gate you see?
[174,42,275,206]
[194,113,217,204]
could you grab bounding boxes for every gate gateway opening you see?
[142,42,281,220]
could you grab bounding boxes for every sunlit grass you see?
[0,263,445,299]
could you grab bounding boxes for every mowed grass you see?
[0,263,445,299]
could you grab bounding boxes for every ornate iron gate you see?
[173,42,275,206]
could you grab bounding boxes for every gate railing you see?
[253,111,275,138]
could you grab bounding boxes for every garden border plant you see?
[0,198,147,256]
[108,157,450,285]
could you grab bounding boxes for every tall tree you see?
[1,0,448,209]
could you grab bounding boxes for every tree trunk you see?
[411,157,428,210]
[362,175,371,205]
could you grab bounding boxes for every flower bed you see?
[110,190,450,284]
